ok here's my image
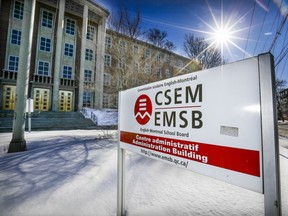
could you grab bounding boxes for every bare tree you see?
[183,34,222,69]
[145,28,176,51]
[276,79,287,121]
[107,8,143,39]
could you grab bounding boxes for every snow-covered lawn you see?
[0,130,287,216]
[81,108,118,126]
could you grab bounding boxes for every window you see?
[40,37,51,52]
[104,54,111,67]
[118,58,125,69]
[37,61,50,75]
[62,65,72,79]
[145,49,150,58]
[119,40,126,53]
[134,62,139,72]
[102,94,109,108]
[13,0,24,20]
[156,54,161,62]
[11,29,21,45]
[165,69,171,78]
[85,49,93,61]
[105,36,112,48]
[145,64,151,74]
[178,60,183,67]
[64,43,74,57]
[165,55,171,63]
[83,91,92,107]
[66,18,75,35]
[86,26,95,40]
[133,45,139,54]
[84,70,92,82]
[156,67,161,78]
[42,10,53,28]
[104,73,111,86]
[8,56,19,71]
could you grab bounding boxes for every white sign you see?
[26,98,34,113]
[119,57,263,193]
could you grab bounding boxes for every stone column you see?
[52,0,65,111]
[77,4,88,111]
[95,18,106,109]
[8,0,36,152]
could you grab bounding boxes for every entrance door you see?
[33,88,50,111]
[2,85,16,110]
[59,90,73,112]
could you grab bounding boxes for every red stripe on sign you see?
[120,131,260,177]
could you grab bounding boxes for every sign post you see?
[258,53,281,215]
[25,98,34,133]
[117,53,281,215]
[117,93,126,216]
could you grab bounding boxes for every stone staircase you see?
[0,110,98,133]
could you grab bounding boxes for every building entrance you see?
[2,85,16,110]
[59,90,73,112]
[33,88,50,111]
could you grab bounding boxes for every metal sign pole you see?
[258,53,281,216]
[117,93,126,216]
[117,147,125,216]
[28,99,31,133]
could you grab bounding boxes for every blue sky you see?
[97,0,288,86]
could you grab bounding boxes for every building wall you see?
[0,0,199,111]
[102,29,201,108]
[280,88,288,120]
[0,0,108,111]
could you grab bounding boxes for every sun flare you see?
[213,27,232,45]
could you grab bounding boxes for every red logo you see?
[134,94,152,125]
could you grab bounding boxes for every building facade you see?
[0,0,109,112]
[280,88,288,120]
[102,30,201,108]
[0,0,200,112]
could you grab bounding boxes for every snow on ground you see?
[0,131,287,216]
[82,108,118,126]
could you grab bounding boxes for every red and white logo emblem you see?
[134,94,152,125]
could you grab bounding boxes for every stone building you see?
[0,0,109,112]
[102,29,201,108]
[0,0,200,112]
[280,88,288,120]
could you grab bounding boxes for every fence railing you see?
[31,74,53,84]
[0,70,17,80]
[91,112,98,125]
[81,107,98,125]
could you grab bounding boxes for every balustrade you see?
[0,70,18,80]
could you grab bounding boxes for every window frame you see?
[8,55,19,71]
[11,29,21,45]
[65,18,76,35]
[104,73,111,86]
[39,37,51,52]
[64,43,74,57]
[37,60,50,76]
[13,0,24,20]
[86,25,95,41]
[83,91,92,107]
[41,10,53,29]
[85,48,93,61]
[104,54,112,67]
[62,65,73,79]
[105,36,112,48]
[84,69,92,82]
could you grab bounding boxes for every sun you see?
[213,27,232,45]
[188,1,252,64]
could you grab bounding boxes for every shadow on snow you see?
[0,136,117,210]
